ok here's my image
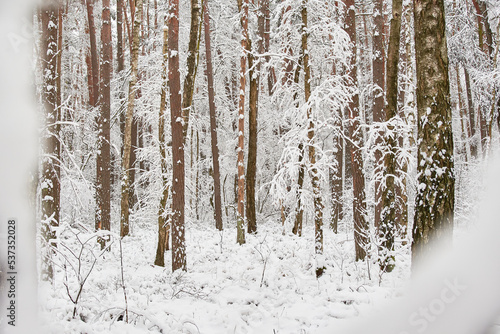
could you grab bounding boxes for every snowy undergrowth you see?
[39,220,411,334]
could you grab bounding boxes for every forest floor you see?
[36,157,492,333]
[38,218,413,334]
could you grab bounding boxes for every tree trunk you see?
[301,0,324,277]
[117,0,124,73]
[85,0,99,108]
[203,0,224,231]
[463,67,477,158]
[96,0,112,248]
[169,0,187,271]
[330,107,343,233]
[292,59,304,237]
[412,0,455,269]
[155,25,169,267]
[40,3,61,281]
[120,0,143,238]
[344,0,368,262]
[379,0,403,273]
[372,0,386,229]
[181,0,202,141]
[236,0,248,245]
[246,6,259,235]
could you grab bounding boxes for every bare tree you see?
[203,0,224,231]
[372,0,386,228]
[236,0,249,245]
[379,0,403,273]
[120,0,143,237]
[301,0,324,277]
[344,0,369,261]
[155,25,170,267]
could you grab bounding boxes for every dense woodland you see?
[33,0,500,330]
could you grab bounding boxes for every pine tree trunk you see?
[463,67,477,158]
[96,0,112,247]
[155,25,169,267]
[40,3,61,281]
[120,0,143,238]
[246,8,259,234]
[373,0,386,229]
[181,0,202,141]
[292,59,304,237]
[236,0,248,245]
[117,0,124,73]
[344,0,368,262]
[301,0,324,277]
[204,0,224,231]
[330,107,343,233]
[85,0,99,108]
[379,0,403,273]
[412,0,455,268]
[169,0,187,270]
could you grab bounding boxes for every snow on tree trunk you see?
[41,3,61,281]
[379,0,403,273]
[155,25,170,267]
[204,0,224,231]
[372,0,386,230]
[344,0,369,262]
[236,0,248,245]
[412,0,455,269]
[120,0,143,238]
[96,0,112,249]
[169,0,187,271]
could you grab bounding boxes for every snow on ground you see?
[38,220,411,334]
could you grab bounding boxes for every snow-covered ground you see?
[39,220,411,333]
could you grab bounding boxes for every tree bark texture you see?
[412,0,455,268]
[246,13,259,235]
[169,0,187,270]
[301,0,324,277]
[345,0,369,261]
[85,0,99,108]
[41,3,61,281]
[181,0,202,141]
[379,0,403,273]
[96,0,112,248]
[372,0,386,229]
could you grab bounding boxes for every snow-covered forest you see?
[1,0,500,332]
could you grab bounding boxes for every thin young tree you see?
[245,1,259,235]
[40,1,61,281]
[169,0,187,270]
[120,0,143,237]
[236,0,249,245]
[412,0,455,268]
[372,0,386,228]
[85,0,99,108]
[379,0,403,273]
[203,0,224,231]
[155,24,170,267]
[344,0,369,261]
[300,0,324,277]
[181,0,202,139]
